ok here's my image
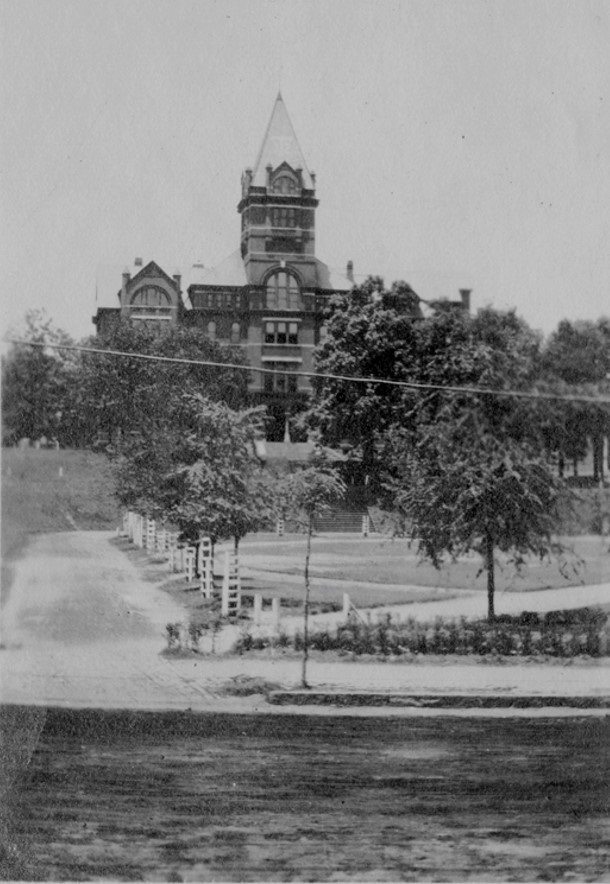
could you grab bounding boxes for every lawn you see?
[116,527,610,627]
[237,532,610,594]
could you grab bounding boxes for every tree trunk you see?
[301,516,313,689]
[485,531,495,622]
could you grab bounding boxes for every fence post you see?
[253,593,263,626]
[199,537,213,598]
[221,551,240,618]
[343,592,351,619]
[271,597,281,630]
[362,514,370,537]
[276,518,285,537]
[145,518,156,551]
[185,546,196,583]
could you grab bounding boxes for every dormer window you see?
[271,174,297,194]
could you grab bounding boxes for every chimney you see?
[459,289,472,311]
[173,273,181,291]
[346,260,354,283]
[121,268,130,304]
[134,257,143,268]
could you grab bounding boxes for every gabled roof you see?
[128,260,179,290]
[251,93,314,189]
[95,260,186,308]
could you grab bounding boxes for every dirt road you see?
[1,531,609,713]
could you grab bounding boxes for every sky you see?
[1,0,609,343]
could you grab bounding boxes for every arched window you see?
[230,322,240,344]
[271,174,297,194]
[130,285,171,314]
[207,320,216,340]
[266,270,302,310]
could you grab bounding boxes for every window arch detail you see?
[271,174,298,194]
[130,286,171,307]
[265,270,302,310]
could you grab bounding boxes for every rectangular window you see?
[264,321,299,345]
[271,207,296,228]
[262,361,300,393]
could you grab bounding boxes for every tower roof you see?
[251,93,314,189]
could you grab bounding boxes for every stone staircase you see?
[313,511,373,533]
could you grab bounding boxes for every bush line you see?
[233,607,608,658]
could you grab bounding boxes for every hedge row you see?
[234,608,608,658]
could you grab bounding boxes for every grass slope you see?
[1,448,120,602]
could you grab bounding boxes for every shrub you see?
[188,621,204,651]
[165,622,183,651]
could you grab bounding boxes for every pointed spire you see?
[251,94,313,189]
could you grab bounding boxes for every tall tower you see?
[238,93,319,291]
[187,93,351,440]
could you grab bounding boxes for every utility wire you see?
[5,337,610,404]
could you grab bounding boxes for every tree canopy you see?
[307,279,581,620]
[78,321,250,448]
[113,394,275,548]
[1,310,79,446]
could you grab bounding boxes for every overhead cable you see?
[5,337,610,404]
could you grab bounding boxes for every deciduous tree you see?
[280,457,346,687]
[385,403,569,621]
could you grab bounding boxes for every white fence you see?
[120,511,241,616]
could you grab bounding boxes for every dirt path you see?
[1,531,608,714]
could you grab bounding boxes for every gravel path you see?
[1,531,608,715]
